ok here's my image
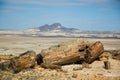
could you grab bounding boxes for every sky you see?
[0,0,120,31]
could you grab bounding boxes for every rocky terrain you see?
[0,37,120,80]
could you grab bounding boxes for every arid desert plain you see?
[0,37,120,55]
[0,36,120,80]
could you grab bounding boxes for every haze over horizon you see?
[0,0,120,31]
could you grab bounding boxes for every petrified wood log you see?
[39,40,93,69]
[0,50,36,73]
[9,50,36,73]
[85,41,104,63]
[0,60,11,71]
[0,55,14,71]
[38,40,104,69]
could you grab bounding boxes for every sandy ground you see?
[0,37,120,80]
[0,37,71,55]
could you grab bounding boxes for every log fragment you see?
[85,41,104,63]
[104,61,110,69]
[0,60,11,71]
[9,50,36,73]
[0,55,14,71]
[111,50,120,60]
[0,50,36,73]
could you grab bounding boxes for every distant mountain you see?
[0,23,120,38]
[37,23,80,33]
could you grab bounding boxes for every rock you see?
[72,73,78,78]
[34,65,44,71]
[73,66,83,71]
[12,78,18,80]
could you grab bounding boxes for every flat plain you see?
[0,37,120,55]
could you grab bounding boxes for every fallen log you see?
[39,40,93,69]
[0,60,11,71]
[38,40,104,69]
[9,50,36,73]
[0,50,36,73]
[85,41,104,63]
[0,55,14,71]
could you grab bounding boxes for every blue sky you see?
[0,0,120,31]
